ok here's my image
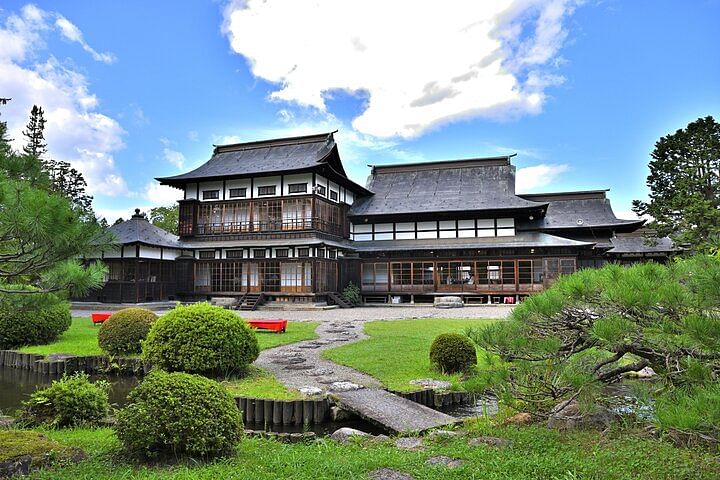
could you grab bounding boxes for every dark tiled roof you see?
[351,232,593,252]
[349,157,546,217]
[156,132,336,184]
[606,235,676,254]
[108,211,180,248]
[519,191,644,230]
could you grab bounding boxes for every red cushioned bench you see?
[91,312,112,324]
[246,319,287,333]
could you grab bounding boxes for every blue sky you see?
[0,0,718,222]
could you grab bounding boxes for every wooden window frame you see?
[257,185,276,196]
[202,190,220,200]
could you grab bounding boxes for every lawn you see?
[221,366,301,400]
[18,317,319,357]
[20,421,720,480]
[323,318,494,392]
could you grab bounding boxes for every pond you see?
[0,365,138,415]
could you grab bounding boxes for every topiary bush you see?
[0,293,71,349]
[98,308,157,355]
[429,333,477,374]
[19,373,109,428]
[116,371,242,458]
[143,303,259,375]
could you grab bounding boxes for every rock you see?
[307,367,334,376]
[330,427,371,443]
[625,366,657,379]
[0,416,16,429]
[0,455,32,478]
[409,378,452,390]
[468,436,512,447]
[329,381,363,392]
[433,296,464,309]
[547,399,617,430]
[330,406,357,422]
[428,429,463,439]
[502,412,533,426]
[368,468,415,480]
[299,386,323,396]
[425,455,465,468]
[394,437,424,451]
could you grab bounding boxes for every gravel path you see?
[251,305,512,395]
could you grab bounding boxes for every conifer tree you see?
[22,105,47,159]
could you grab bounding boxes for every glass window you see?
[315,185,326,196]
[276,248,289,258]
[253,249,266,258]
[288,183,307,194]
[257,185,276,196]
[199,250,215,259]
[202,190,219,200]
[297,247,310,257]
[228,188,246,198]
[226,249,243,259]
[330,190,338,201]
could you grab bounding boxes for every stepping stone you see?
[272,357,307,365]
[298,344,322,349]
[368,468,415,480]
[426,456,464,468]
[317,377,339,384]
[299,386,323,396]
[333,389,459,434]
[329,381,363,392]
[394,437,424,451]
[307,367,334,376]
[468,436,512,447]
[284,364,314,371]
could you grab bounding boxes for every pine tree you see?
[22,105,47,159]
[632,116,720,251]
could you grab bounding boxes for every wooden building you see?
[82,132,675,305]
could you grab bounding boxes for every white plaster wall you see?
[225,179,251,199]
[254,175,282,198]
[198,181,224,202]
[185,183,198,200]
[283,173,313,196]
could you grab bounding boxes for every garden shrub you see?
[143,302,259,374]
[0,292,71,349]
[429,333,477,373]
[341,281,362,306]
[20,373,109,428]
[116,371,242,458]
[98,307,157,355]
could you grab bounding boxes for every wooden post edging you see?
[388,388,476,409]
[234,396,330,426]
[0,349,144,376]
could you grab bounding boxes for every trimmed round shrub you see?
[20,373,109,427]
[116,371,242,458]
[143,303,259,374]
[98,308,157,355]
[429,333,477,374]
[0,296,71,349]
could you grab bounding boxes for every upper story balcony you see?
[178,195,347,239]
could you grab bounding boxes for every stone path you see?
[333,388,460,433]
[253,305,511,395]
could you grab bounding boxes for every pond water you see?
[0,365,138,415]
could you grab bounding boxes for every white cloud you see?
[162,148,185,169]
[55,16,116,64]
[187,130,199,142]
[0,5,128,196]
[144,182,183,205]
[516,163,569,192]
[223,0,580,138]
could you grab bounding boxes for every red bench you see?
[91,312,113,324]
[246,319,288,333]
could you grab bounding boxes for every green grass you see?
[19,318,104,356]
[22,421,720,479]
[18,318,319,357]
[221,366,301,400]
[323,318,494,392]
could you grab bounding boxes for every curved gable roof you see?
[108,210,180,248]
[349,157,546,217]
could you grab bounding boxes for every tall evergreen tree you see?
[633,116,720,251]
[149,205,179,235]
[22,105,47,159]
